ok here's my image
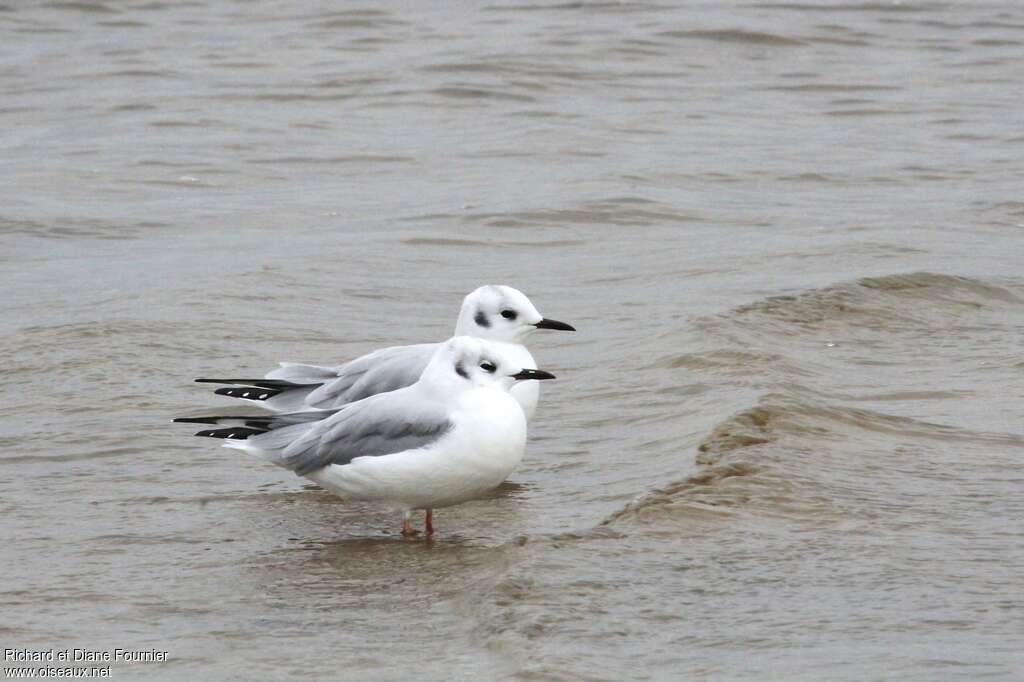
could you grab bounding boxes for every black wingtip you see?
[214,386,281,400]
[194,427,268,439]
[174,416,222,424]
[177,415,279,425]
[197,378,323,390]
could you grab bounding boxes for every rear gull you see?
[195,285,574,419]
[176,336,556,536]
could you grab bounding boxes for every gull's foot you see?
[401,516,418,537]
[424,509,434,536]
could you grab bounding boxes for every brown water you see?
[3,1,1024,679]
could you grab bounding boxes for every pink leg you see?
[424,509,434,536]
[400,510,417,537]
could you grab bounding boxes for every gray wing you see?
[280,390,452,476]
[303,343,438,409]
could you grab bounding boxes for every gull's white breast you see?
[308,387,527,510]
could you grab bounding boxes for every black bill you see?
[534,318,576,331]
[511,368,557,381]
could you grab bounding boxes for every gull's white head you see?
[453,285,575,343]
[421,336,556,394]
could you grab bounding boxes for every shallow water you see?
[2,1,1023,679]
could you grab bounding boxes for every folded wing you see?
[196,343,439,412]
[219,391,453,477]
[299,343,438,409]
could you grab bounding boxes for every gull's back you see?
[261,343,439,411]
[263,341,538,419]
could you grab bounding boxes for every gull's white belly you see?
[308,389,527,510]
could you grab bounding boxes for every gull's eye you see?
[480,361,496,373]
[500,309,517,320]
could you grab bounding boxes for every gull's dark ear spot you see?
[474,309,490,328]
[455,362,469,379]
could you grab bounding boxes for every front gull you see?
[195,285,574,420]
[176,337,555,536]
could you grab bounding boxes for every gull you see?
[194,285,574,420]
[176,337,556,536]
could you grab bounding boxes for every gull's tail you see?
[173,410,334,437]
[173,410,335,466]
[195,363,338,412]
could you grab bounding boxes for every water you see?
[2,1,1023,679]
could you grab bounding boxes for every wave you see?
[407,197,703,229]
[661,272,1022,373]
[608,272,1024,528]
[0,215,164,242]
[659,29,805,46]
[726,272,1018,329]
[603,392,1024,527]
